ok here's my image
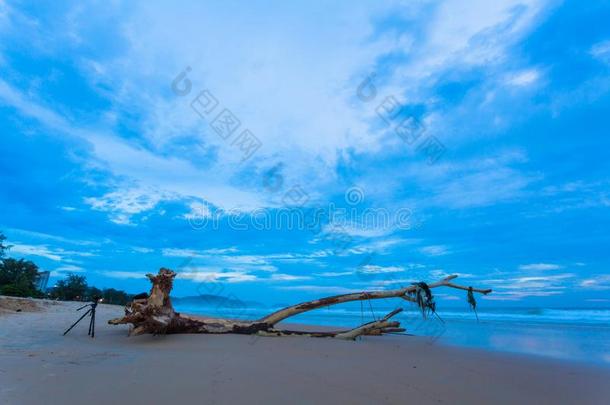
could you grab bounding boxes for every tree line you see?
[0,231,132,305]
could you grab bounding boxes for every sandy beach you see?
[1,296,609,405]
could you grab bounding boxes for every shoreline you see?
[7,295,604,368]
[3,295,609,367]
[2,297,610,404]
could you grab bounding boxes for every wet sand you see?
[1,296,609,404]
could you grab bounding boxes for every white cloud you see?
[386,0,548,92]
[270,274,312,282]
[201,247,239,255]
[519,263,562,271]
[590,40,610,64]
[164,249,283,275]
[276,285,358,294]
[0,78,268,223]
[0,0,10,30]
[85,187,171,225]
[347,238,419,255]
[580,275,610,291]
[437,294,461,301]
[55,265,84,272]
[363,150,537,211]
[429,269,473,279]
[101,271,147,279]
[323,222,395,239]
[182,200,212,221]
[429,152,537,209]
[541,181,589,196]
[100,1,393,170]
[419,245,450,257]
[8,242,94,263]
[131,246,154,254]
[0,0,553,224]
[359,264,405,274]
[506,69,541,87]
[161,247,326,271]
[51,264,85,277]
[483,273,575,300]
[483,290,563,300]
[6,228,99,247]
[512,274,573,284]
[366,278,414,287]
[538,181,610,213]
[177,270,258,283]
[315,271,355,277]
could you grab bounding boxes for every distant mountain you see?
[172,294,264,308]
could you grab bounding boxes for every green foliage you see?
[0,283,31,297]
[0,232,43,298]
[0,232,8,258]
[51,275,132,304]
[100,288,131,305]
[51,274,88,301]
[86,286,102,300]
[0,258,41,297]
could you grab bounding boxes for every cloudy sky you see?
[1,0,609,307]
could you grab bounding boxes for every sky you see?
[1,0,609,308]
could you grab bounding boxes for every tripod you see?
[63,301,98,338]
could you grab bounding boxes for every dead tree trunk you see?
[109,268,491,340]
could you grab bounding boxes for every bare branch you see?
[260,275,492,325]
[444,282,492,295]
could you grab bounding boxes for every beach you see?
[1,296,609,405]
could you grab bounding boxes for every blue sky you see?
[1,0,609,308]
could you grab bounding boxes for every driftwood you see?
[109,268,492,340]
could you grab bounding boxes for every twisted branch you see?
[260,275,491,326]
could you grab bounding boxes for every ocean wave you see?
[175,304,610,326]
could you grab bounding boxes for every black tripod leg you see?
[63,309,92,336]
[90,309,96,338]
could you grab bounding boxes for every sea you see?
[173,301,610,366]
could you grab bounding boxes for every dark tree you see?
[101,288,131,305]
[0,258,41,297]
[0,231,9,259]
[51,274,88,301]
[86,286,103,301]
